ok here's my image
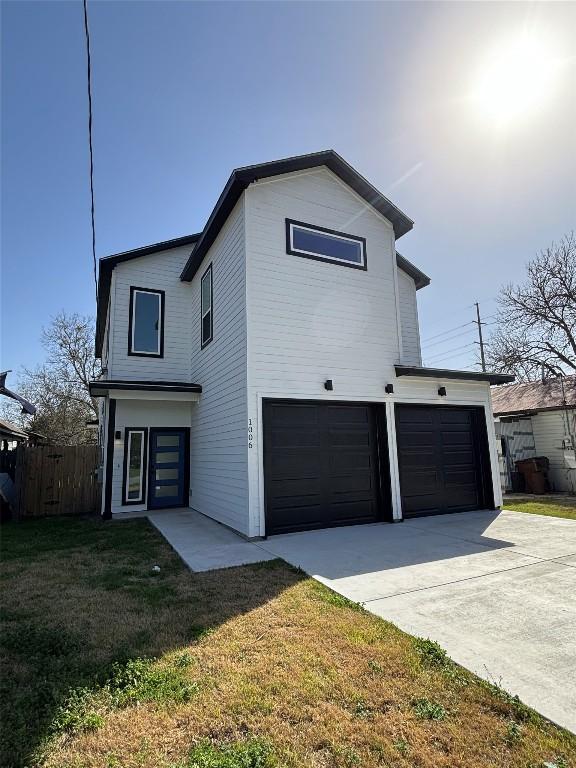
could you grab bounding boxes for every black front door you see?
[263,400,390,535]
[148,429,188,509]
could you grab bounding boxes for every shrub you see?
[412,697,447,721]
[181,738,276,768]
[107,657,199,707]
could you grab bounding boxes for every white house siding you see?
[397,269,422,365]
[188,198,250,534]
[111,399,194,513]
[531,410,576,493]
[108,245,193,382]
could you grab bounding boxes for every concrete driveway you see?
[262,509,576,733]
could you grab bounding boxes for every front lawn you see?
[503,498,576,521]
[1,517,574,768]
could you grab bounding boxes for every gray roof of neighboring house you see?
[0,418,28,441]
[95,150,428,357]
[491,375,576,416]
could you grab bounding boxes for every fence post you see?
[13,445,24,521]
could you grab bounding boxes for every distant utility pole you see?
[475,302,487,372]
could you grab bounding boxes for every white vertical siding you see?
[531,410,576,493]
[397,269,422,365]
[108,245,193,382]
[189,197,249,534]
[243,167,499,534]
[245,168,401,535]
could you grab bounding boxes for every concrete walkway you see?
[148,509,275,571]
[148,507,576,732]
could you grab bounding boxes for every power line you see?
[83,0,98,305]
[424,342,476,363]
[422,326,476,350]
[421,321,475,344]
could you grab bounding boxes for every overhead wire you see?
[83,0,98,305]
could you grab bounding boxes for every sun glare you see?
[470,30,563,130]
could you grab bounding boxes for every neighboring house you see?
[0,419,29,451]
[0,419,46,450]
[90,150,512,537]
[492,375,576,494]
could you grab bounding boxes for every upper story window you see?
[201,264,213,348]
[129,287,164,357]
[286,219,367,271]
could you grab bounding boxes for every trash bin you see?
[515,457,550,494]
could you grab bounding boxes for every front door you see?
[148,429,188,509]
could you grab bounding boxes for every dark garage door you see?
[263,401,389,535]
[395,405,493,517]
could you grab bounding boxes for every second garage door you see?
[263,400,389,535]
[395,404,493,517]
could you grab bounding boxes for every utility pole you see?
[475,302,486,372]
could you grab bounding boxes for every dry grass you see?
[1,516,574,768]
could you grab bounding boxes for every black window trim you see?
[285,218,367,271]
[200,264,213,348]
[128,286,165,358]
[122,427,149,505]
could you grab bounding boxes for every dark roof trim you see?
[395,252,430,290]
[89,379,202,397]
[395,365,514,386]
[180,149,414,282]
[95,234,201,356]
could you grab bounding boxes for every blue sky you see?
[2,1,575,374]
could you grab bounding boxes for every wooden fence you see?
[12,445,101,518]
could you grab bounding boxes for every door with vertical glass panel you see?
[148,429,187,509]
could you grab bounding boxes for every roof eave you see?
[395,365,515,386]
[395,252,431,290]
[180,150,416,282]
[95,234,201,356]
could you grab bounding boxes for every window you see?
[201,264,213,347]
[123,429,147,504]
[129,287,164,356]
[286,219,367,270]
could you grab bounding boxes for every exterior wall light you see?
[324,379,333,391]
[438,386,447,396]
[385,383,394,394]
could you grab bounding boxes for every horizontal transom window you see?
[286,219,367,270]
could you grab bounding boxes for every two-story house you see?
[90,150,513,537]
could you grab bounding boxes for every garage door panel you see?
[264,401,386,534]
[441,431,474,448]
[325,500,378,522]
[329,452,372,473]
[328,430,371,447]
[398,430,436,451]
[268,505,324,532]
[270,451,321,479]
[396,405,490,518]
[329,472,375,494]
[326,406,371,425]
[270,428,320,448]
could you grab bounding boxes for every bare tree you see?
[486,233,576,382]
[1,312,101,444]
